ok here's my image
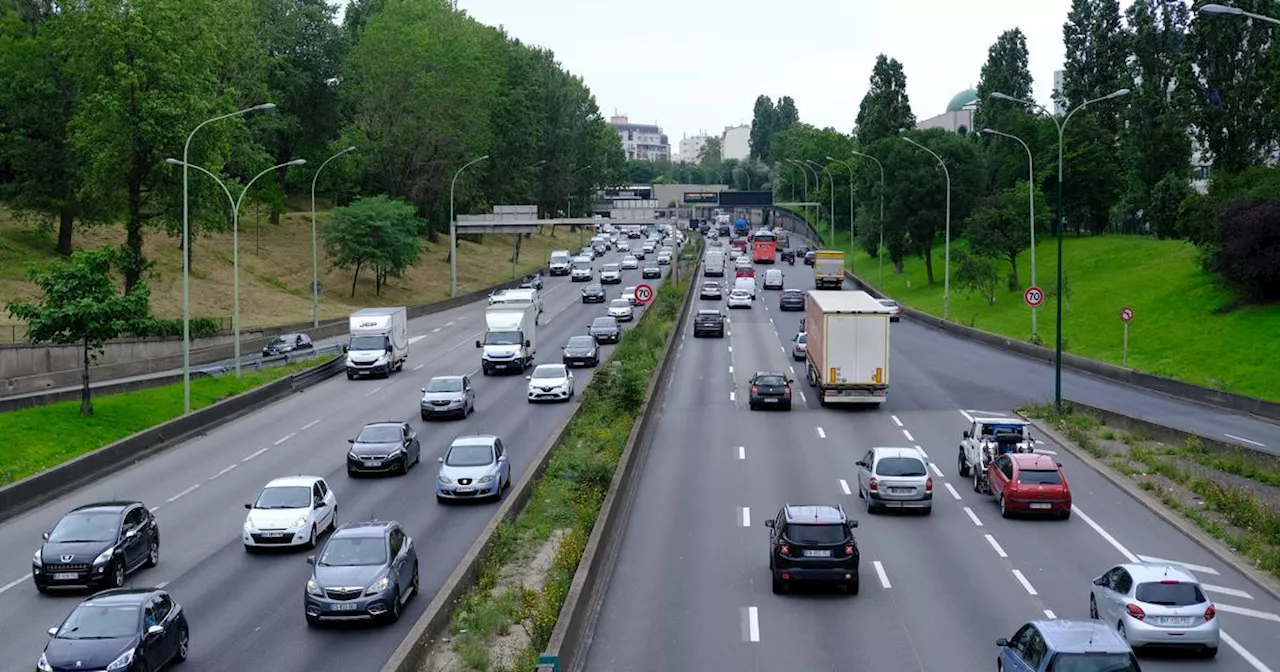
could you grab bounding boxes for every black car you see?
[40,588,189,672]
[778,289,806,311]
[587,316,621,344]
[780,249,795,263]
[562,335,600,367]
[521,272,544,290]
[749,371,793,410]
[641,262,661,279]
[699,281,722,300]
[304,521,419,626]
[580,283,607,303]
[33,501,159,593]
[263,332,313,357]
[347,421,421,477]
[692,310,726,338]
[803,250,816,266]
[765,504,860,594]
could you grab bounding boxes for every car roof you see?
[361,421,403,430]
[429,375,464,382]
[593,316,617,323]
[450,435,498,447]
[783,505,846,524]
[753,371,787,377]
[1117,562,1201,584]
[1009,453,1059,469]
[264,475,323,488]
[872,447,925,460]
[70,501,139,514]
[333,520,395,538]
[975,417,1027,425]
[697,309,721,315]
[82,587,158,606]
[1030,619,1132,653]
[534,363,566,373]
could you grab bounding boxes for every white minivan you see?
[763,269,784,290]
[733,276,757,299]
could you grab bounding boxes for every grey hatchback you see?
[588,316,621,344]
[304,520,419,626]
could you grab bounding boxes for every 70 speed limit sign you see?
[1024,286,1045,308]
[634,284,654,304]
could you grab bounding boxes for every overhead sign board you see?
[683,191,720,204]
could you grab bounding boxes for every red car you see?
[986,453,1071,519]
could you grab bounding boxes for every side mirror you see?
[1093,576,1105,586]
[525,340,531,348]
[963,430,971,439]
[47,627,57,637]
[244,503,252,510]
[421,387,427,393]
[995,638,1009,647]
[855,461,865,468]
[1057,462,1064,468]
[526,375,532,380]
[306,555,316,565]
[475,340,482,348]
[347,438,355,443]
[147,625,164,637]
[42,532,49,541]
[764,519,775,528]
[342,344,349,353]
[314,500,327,508]
[437,457,444,463]
[848,520,859,528]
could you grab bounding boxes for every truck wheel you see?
[957,450,970,478]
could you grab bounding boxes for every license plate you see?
[53,573,78,580]
[764,398,777,403]
[455,487,474,493]
[365,461,382,468]
[263,532,285,538]
[889,487,912,494]
[1029,503,1052,509]
[1158,617,1194,626]
[802,549,831,558]
[330,603,359,611]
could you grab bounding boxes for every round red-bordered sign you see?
[1120,306,1134,322]
[1024,286,1045,308]
[634,284,654,304]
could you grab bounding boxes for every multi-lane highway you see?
[0,244,666,671]
[585,259,1279,671]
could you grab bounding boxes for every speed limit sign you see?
[634,284,654,304]
[1024,286,1045,308]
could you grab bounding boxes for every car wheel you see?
[35,582,49,594]
[306,525,317,549]
[346,373,354,380]
[771,574,785,594]
[957,450,970,478]
[145,537,159,568]
[1117,621,1127,643]
[1000,495,1011,519]
[398,457,410,476]
[386,589,402,623]
[1060,509,1072,520]
[347,468,358,478]
[174,623,190,662]
[1090,594,1099,619]
[1203,646,1218,659]
[848,579,859,596]
[437,495,447,504]
[920,506,932,516]
[110,561,125,588]
[784,402,792,411]
[865,496,877,514]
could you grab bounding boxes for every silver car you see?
[855,447,933,514]
[419,375,475,420]
[791,332,807,361]
[436,436,510,503]
[1090,562,1220,656]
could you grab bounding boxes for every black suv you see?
[765,505,859,594]
[34,501,160,592]
[580,283,606,303]
[692,310,725,338]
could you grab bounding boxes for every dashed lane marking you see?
[1213,604,1280,623]
[738,446,745,460]
[413,364,424,372]
[985,534,1007,558]
[1043,609,1057,619]
[891,415,903,427]
[963,507,984,527]
[273,432,296,445]
[1074,506,1140,562]
[944,483,962,500]
[798,391,806,403]
[741,507,751,527]
[929,463,944,478]
[839,479,851,495]
[1225,433,1267,448]
[242,447,270,462]
[1011,569,1038,595]
[915,445,928,459]
[816,427,826,439]
[156,581,169,589]
[747,606,760,642]
[167,484,199,502]
[363,386,383,397]
[300,419,320,431]
[730,392,736,402]
[1135,555,1219,576]
[902,429,915,442]
[873,561,891,589]
[1222,631,1276,672]
[0,575,29,595]
[1202,584,1254,600]
[209,464,237,480]
[727,346,732,353]
[729,366,733,374]
[431,327,441,333]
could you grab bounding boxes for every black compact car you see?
[641,262,661,279]
[347,421,422,477]
[304,521,419,626]
[40,588,189,672]
[692,310,726,338]
[780,249,795,263]
[765,504,860,594]
[748,371,793,410]
[34,501,159,593]
[263,332,313,357]
[562,335,600,367]
[580,283,607,303]
[587,316,621,343]
[699,281,722,300]
[520,272,543,290]
[778,289,806,311]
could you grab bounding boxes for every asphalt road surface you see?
[585,261,1279,672]
[0,246,667,671]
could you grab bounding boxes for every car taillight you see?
[868,477,878,492]
[925,477,933,493]
[778,544,790,556]
[784,385,791,393]
[752,386,759,393]
[844,545,854,555]
[1125,603,1146,620]
[1204,605,1216,621]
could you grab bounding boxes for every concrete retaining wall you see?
[1065,399,1278,462]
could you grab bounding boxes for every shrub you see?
[128,316,222,339]
[1206,199,1280,301]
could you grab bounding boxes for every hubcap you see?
[1090,597,1097,618]
[114,564,124,586]
[179,629,188,656]
[150,542,158,562]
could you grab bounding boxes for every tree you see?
[954,248,1000,307]
[1146,172,1191,240]
[698,137,722,165]
[771,124,854,226]
[973,28,1034,191]
[775,96,800,130]
[965,180,1049,288]
[324,195,422,297]
[854,55,915,145]
[5,246,149,416]
[895,129,985,285]
[1205,200,1280,301]
[748,95,776,162]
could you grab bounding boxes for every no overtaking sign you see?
[634,284,654,304]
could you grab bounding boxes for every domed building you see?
[915,88,977,135]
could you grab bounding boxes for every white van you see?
[491,287,543,322]
[549,250,572,276]
[733,276,757,299]
[570,256,593,282]
[763,268,784,290]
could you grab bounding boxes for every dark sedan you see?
[305,520,418,625]
[748,371,793,410]
[699,281,722,300]
[641,262,662,279]
[804,250,816,265]
[40,588,188,672]
[346,421,421,477]
[693,309,726,338]
[562,335,600,367]
[520,272,543,290]
[33,501,159,593]
[263,332,313,357]
[778,289,806,311]
[588,316,621,344]
[580,283,607,303]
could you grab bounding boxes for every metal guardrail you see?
[194,342,344,376]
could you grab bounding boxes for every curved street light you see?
[1199,3,1280,25]
[902,137,952,321]
[310,146,357,328]
[847,150,885,288]
[568,164,593,247]
[826,156,856,275]
[449,154,491,297]
[980,128,1038,340]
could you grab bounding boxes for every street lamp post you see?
[902,136,952,321]
[825,157,856,275]
[979,128,1038,340]
[310,146,357,328]
[991,87,1130,411]
[178,103,275,414]
[1199,3,1280,25]
[449,154,490,298]
[848,150,885,288]
[567,164,592,248]
[804,159,829,241]
[168,157,306,377]
[817,161,836,247]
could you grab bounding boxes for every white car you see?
[621,286,638,305]
[527,363,575,402]
[621,255,639,269]
[656,252,672,266]
[643,242,656,254]
[243,476,337,550]
[763,269,784,290]
[600,263,622,284]
[608,299,634,321]
[617,242,631,253]
[487,289,508,305]
[727,289,753,309]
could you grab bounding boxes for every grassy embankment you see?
[818,227,1280,402]
[1,359,323,486]
[1023,404,1280,580]
[420,241,698,672]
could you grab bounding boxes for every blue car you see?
[436,435,511,503]
[304,520,418,626]
[997,620,1140,671]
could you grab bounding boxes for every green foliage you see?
[855,54,916,145]
[966,180,1048,288]
[129,316,222,340]
[1146,173,1192,240]
[954,248,999,306]
[323,195,422,297]
[748,94,799,164]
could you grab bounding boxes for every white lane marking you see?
[167,484,200,502]
[769,317,774,324]
[1222,631,1274,672]
[780,345,785,353]
[902,429,915,442]
[1043,609,1057,619]
[738,446,746,460]
[730,392,736,402]
[1213,603,1280,623]
[728,346,732,353]
[431,327,442,333]
[445,321,455,327]
[984,534,1008,558]
[727,331,731,337]
[915,445,929,459]
[273,432,297,445]
[0,575,29,595]
[300,419,320,431]
[741,507,751,527]
[839,479,852,495]
[242,447,270,462]
[873,561,891,588]
[1202,584,1254,600]
[929,463,944,478]
[789,365,796,374]
[959,409,975,422]
[1225,433,1267,448]
[747,606,760,642]
[891,415,903,427]
[963,507,984,527]
[1011,569,1038,595]
[209,464,237,480]
[363,386,383,397]
[149,506,160,513]
[1074,506,1140,562]
[1135,555,1219,576]
[816,427,826,439]
[156,581,169,589]
[729,366,734,374]
[944,483,962,500]
[409,335,428,346]
[798,391,806,402]
[413,364,424,372]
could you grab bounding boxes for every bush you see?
[1206,199,1280,301]
[128,316,222,339]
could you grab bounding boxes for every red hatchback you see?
[987,453,1071,519]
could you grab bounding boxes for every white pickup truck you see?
[956,416,1036,486]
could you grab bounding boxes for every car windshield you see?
[532,366,565,379]
[785,523,846,545]
[56,603,140,640]
[603,264,619,272]
[567,336,595,348]
[572,260,591,269]
[731,290,749,297]
[1135,581,1206,606]
[254,486,311,509]
[585,284,602,292]
[875,457,928,477]
[879,300,898,307]
[784,291,803,298]
[357,425,401,443]
[982,424,1026,438]
[551,253,569,263]
[426,378,462,393]
[1046,653,1138,672]
[611,300,630,309]
[755,375,786,386]
[48,512,119,543]
[484,330,522,346]
[592,318,616,328]
[319,537,388,567]
[796,334,806,344]
[1017,469,1062,485]
[268,336,291,346]
[349,335,387,351]
[446,444,494,467]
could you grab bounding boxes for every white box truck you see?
[803,291,890,405]
[477,304,537,375]
[703,249,726,277]
[345,307,409,379]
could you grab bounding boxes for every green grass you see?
[1,359,324,486]
[820,227,1280,401]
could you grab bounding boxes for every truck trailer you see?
[803,291,891,405]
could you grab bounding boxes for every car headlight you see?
[478,475,494,483]
[291,516,308,530]
[366,576,390,595]
[438,475,453,484]
[93,548,114,566]
[105,648,135,671]
[306,578,323,596]
[37,653,52,672]
[244,518,255,532]
[454,397,465,404]
[387,447,403,457]
[32,550,41,566]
